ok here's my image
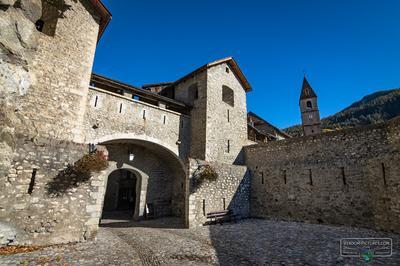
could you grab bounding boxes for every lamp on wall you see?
[128,150,134,161]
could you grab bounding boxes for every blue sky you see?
[93,0,400,128]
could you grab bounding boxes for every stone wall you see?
[244,118,400,232]
[187,159,250,227]
[84,87,191,159]
[0,0,102,246]
[0,135,95,245]
[174,71,208,160]
[17,0,100,143]
[172,62,249,164]
[205,63,249,164]
[0,0,42,189]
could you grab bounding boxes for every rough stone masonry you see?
[0,0,399,248]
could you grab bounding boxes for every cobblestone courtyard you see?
[1,218,399,265]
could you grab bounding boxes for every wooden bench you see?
[206,210,238,225]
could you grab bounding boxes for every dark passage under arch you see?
[102,169,138,220]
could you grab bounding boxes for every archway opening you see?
[102,169,139,221]
[96,138,188,228]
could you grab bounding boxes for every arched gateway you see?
[91,138,188,227]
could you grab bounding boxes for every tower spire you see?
[300,77,317,100]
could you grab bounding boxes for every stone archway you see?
[89,138,188,229]
[101,168,142,222]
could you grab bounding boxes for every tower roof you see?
[300,77,317,100]
[87,0,112,40]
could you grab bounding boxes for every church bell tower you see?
[299,77,322,136]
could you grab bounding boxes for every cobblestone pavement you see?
[1,218,399,265]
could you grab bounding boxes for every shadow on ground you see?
[100,212,185,229]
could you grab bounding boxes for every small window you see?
[341,167,346,186]
[36,1,60,36]
[226,67,230,73]
[282,169,287,184]
[28,169,37,194]
[94,95,98,107]
[222,85,234,107]
[227,109,230,122]
[133,95,139,101]
[35,20,44,32]
[163,115,166,124]
[307,101,312,108]
[143,109,146,119]
[381,163,387,186]
[119,103,123,113]
[188,83,198,103]
[227,140,230,153]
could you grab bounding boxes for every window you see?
[188,83,198,103]
[381,163,387,186]
[119,103,123,113]
[222,85,234,107]
[163,115,166,124]
[94,95,98,107]
[36,1,60,36]
[28,169,37,194]
[227,140,230,153]
[307,101,312,108]
[226,67,230,73]
[142,109,146,119]
[133,95,139,101]
[227,109,230,122]
[341,167,346,185]
[282,169,287,184]
[35,20,44,32]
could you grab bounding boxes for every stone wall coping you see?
[245,116,400,151]
[89,86,190,118]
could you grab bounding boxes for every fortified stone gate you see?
[1,0,399,248]
[90,139,188,226]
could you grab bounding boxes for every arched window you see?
[222,85,234,107]
[306,101,312,108]
[188,83,198,103]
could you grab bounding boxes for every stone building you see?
[247,112,291,142]
[0,0,399,247]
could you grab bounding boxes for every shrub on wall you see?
[74,150,108,174]
[192,164,218,192]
